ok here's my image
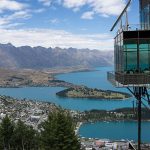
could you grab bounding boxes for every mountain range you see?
[0,43,113,69]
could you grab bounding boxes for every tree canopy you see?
[0,110,81,150]
[41,110,80,150]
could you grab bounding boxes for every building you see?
[107,1,150,149]
[140,0,150,29]
[108,0,150,87]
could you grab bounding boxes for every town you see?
[0,95,59,130]
[0,95,150,150]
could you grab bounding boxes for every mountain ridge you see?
[0,43,113,69]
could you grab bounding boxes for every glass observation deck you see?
[108,0,150,87]
[108,29,150,87]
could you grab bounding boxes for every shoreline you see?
[0,67,93,88]
[1,94,150,123]
[75,122,83,134]
[1,94,150,145]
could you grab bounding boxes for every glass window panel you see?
[123,44,137,51]
[123,44,137,52]
[139,39,150,71]
[124,39,137,51]
[124,51,137,72]
[123,52,127,71]
[140,3,150,29]
[124,39,137,45]
[139,39,150,44]
[139,44,148,50]
[139,51,150,71]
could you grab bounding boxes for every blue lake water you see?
[56,67,115,90]
[0,67,135,111]
[79,121,150,142]
[0,86,134,111]
[0,66,149,142]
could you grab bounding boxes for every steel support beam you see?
[137,87,142,150]
[127,87,147,150]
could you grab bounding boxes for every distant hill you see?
[0,43,113,69]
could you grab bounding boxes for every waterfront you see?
[0,67,149,142]
[0,86,134,111]
[79,121,150,143]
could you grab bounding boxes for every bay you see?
[0,86,133,111]
[56,67,115,90]
[0,67,135,111]
[79,121,150,142]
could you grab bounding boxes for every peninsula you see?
[0,66,90,88]
[56,86,131,100]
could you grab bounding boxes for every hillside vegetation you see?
[56,87,131,100]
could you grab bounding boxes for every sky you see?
[0,0,139,50]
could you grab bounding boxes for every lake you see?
[0,67,136,111]
[0,66,149,142]
[79,121,150,143]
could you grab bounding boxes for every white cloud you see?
[1,23,25,29]
[33,8,46,13]
[0,0,27,12]
[0,10,31,27]
[7,10,31,20]
[38,0,52,6]
[63,0,87,8]
[0,0,31,28]
[0,28,113,50]
[50,18,60,24]
[90,0,126,16]
[81,11,94,20]
[62,0,126,19]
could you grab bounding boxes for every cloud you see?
[0,0,31,28]
[0,28,113,50]
[91,0,126,16]
[2,23,25,29]
[50,18,60,24]
[0,0,27,12]
[62,0,126,19]
[7,10,31,20]
[33,8,46,13]
[63,0,87,8]
[0,10,32,27]
[38,0,52,6]
[81,11,94,20]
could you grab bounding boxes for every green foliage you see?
[0,115,14,149]
[56,87,131,99]
[0,111,81,150]
[0,117,39,150]
[12,120,39,149]
[41,110,80,150]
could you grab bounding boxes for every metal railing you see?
[120,23,150,32]
[107,71,150,87]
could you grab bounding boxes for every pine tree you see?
[12,119,39,149]
[41,110,81,150]
[0,115,14,149]
[40,112,58,149]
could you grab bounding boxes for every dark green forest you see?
[0,110,80,150]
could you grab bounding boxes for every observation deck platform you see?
[107,71,150,87]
